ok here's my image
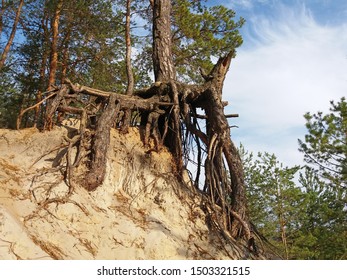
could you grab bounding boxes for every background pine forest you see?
[0,0,346,259]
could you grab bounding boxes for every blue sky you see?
[211,0,347,168]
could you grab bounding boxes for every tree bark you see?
[35,10,50,126]
[152,0,176,81]
[48,0,63,90]
[85,94,120,191]
[198,52,250,238]
[0,0,24,69]
[152,0,182,171]
[61,30,70,84]
[121,0,134,132]
[125,0,134,95]
[60,8,74,84]
[277,182,289,259]
[0,0,5,36]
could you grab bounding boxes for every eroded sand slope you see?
[0,124,255,259]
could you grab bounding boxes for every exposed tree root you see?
[26,125,91,223]
[17,53,253,246]
[0,238,23,260]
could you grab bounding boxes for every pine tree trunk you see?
[152,0,182,171]
[60,10,73,84]
[61,33,70,84]
[121,0,134,133]
[152,0,176,82]
[277,183,289,259]
[35,11,50,126]
[0,0,24,69]
[0,0,5,36]
[48,0,63,90]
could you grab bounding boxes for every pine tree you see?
[131,0,244,83]
[241,98,347,259]
[240,147,301,259]
[0,65,21,128]
[14,0,126,128]
[299,97,347,193]
[298,98,347,259]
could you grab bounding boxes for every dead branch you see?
[16,90,58,129]
[195,113,238,119]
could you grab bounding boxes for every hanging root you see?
[18,67,250,245]
[202,197,256,255]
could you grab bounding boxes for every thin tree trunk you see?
[125,0,134,97]
[35,52,48,126]
[61,34,70,84]
[0,0,24,69]
[0,0,5,36]
[48,0,63,90]
[60,53,68,82]
[60,10,73,84]
[45,0,63,130]
[277,183,289,259]
[35,10,50,126]
[280,215,289,259]
[121,0,134,132]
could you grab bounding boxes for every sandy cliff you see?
[0,124,261,259]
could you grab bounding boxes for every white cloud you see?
[223,3,347,167]
[235,0,253,9]
[229,0,269,9]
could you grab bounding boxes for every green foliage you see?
[171,0,244,82]
[298,99,347,259]
[241,98,347,259]
[0,66,21,128]
[5,0,130,128]
[298,97,347,193]
[241,145,347,259]
[20,0,126,91]
[240,145,302,258]
[1,0,245,128]
[133,0,245,83]
[60,0,126,91]
[298,167,346,259]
